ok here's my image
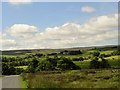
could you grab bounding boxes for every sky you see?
[1,0,118,50]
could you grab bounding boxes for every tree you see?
[92,51,100,57]
[57,57,80,70]
[99,58,110,68]
[37,57,80,71]
[37,60,55,71]
[28,58,39,73]
[89,57,111,69]
[112,50,120,55]
[99,54,105,58]
[89,57,100,69]
[2,63,16,75]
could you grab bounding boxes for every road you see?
[2,75,21,89]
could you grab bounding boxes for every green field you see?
[15,66,28,70]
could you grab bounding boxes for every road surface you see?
[2,75,21,88]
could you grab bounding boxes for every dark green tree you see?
[57,57,80,70]
[99,58,110,68]
[28,58,39,73]
[89,56,100,69]
[92,51,100,57]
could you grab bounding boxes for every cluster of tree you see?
[2,56,30,75]
[8,61,30,66]
[2,56,20,62]
[111,50,120,55]
[60,50,82,55]
[91,46,117,51]
[27,56,80,73]
[47,53,58,56]
[89,51,111,69]
[90,57,110,69]
[2,50,114,75]
[72,57,84,61]
[2,63,24,75]
[24,53,44,59]
[90,50,120,59]
[2,56,30,66]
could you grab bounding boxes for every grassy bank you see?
[22,69,120,88]
[19,75,28,88]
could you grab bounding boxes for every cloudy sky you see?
[1,1,118,50]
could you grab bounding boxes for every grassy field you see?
[73,60,90,69]
[15,66,28,70]
[21,69,120,88]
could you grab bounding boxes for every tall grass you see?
[23,69,120,88]
[27,75,62,88]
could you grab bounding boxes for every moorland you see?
[1,45,120,88]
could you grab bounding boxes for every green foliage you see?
[37,60,55,71]
[57,57,80,70]
[36,57,80,71]
[99,54,105,58]
[2,46,119,75]
[28,58,39,73]
[89,58,99,69]
[99,58,111,68]
[89,57,111,69]
[92,51,100,57]
[72,57,84,61]
[2,63,16,75]
[112,50,120,55]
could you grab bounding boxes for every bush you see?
[57,57,80,70]
[111,50,120,55]
[92,51,100,57]
[27,58,39,73]
[72,57,84,61]
[99,54,105,58]
[37,57,80,71]
[2,63,17,75]
[38,60,55,71]
[89,57,111,69]
[99,58,110,68]
[89,59,100,69]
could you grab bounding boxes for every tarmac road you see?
[2,75,21,89]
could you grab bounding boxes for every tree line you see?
[2,50,120,75]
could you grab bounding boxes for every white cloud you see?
[7,24,38,39]
[1,13,118,50]
[81,6,95,13]
[0,32,17,50]
[8,0,32,5]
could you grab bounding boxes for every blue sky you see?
[2,2,117,30]
[1,2,118,50]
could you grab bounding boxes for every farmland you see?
[1,45,120,88]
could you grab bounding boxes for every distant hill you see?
[1,45,118,55]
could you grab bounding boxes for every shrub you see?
[27,58,39,73]
[2,63,16,75]
[99,58,111,68]
[37,57,81,71]
[111,50,120,55]
[92,51,100,57]
[89,57,111,69]
[57,57,80,70]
